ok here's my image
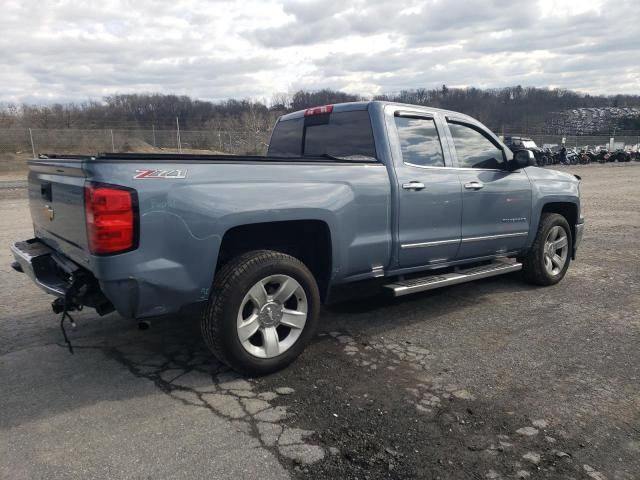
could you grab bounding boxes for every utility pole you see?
[110,129,115,151]
[152,124,156,147]
[176,117,182,153]
[29,128,36,158]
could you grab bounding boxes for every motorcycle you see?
[611,150,631,162]
[578,151,591,164]
[565,151,579,165]
[596,150,609,163]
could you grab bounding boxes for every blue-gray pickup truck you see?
[11,101,584,374]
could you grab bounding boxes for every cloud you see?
[0,0,638,104]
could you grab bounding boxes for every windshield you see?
[267,110,377,160]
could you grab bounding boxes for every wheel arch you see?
[532,201,578,258]
[216,220,333,301]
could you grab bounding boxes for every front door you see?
[393,114,462,268]
[446,120,532,259]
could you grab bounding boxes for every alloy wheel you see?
[236,274,308,358]
[543,225,569,276]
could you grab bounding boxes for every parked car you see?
[11,101,584,375]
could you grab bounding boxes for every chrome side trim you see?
[401,238,460,249]
[400,163,509,173]
[371,265,385,277]
[401,231,528,249]
[460,232,528,243]
[403,162,446,169]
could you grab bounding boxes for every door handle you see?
[464,181,484,190]
[402,181,425,190]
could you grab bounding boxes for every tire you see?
[201,250,320,376]
[521,213,572,286]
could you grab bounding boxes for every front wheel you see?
[521,213,572,286]
[201,250,320,376]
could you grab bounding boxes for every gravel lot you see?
[1,164,639,479]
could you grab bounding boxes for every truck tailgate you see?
[28,158,90,268]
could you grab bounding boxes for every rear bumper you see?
[11,238,114,315]
[11,238,200,319]
[11,239,71,297]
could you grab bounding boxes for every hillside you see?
[2,87,639,136]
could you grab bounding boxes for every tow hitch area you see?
[11,238,114,315]
[51,270,115,354]
[11,238,115,353]
[52,277,89,354]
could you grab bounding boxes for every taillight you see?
[304,105,333,116]
[84,183,136,255]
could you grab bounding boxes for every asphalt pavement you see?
[1,164,639,479]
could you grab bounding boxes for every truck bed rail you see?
[37,152,379,163]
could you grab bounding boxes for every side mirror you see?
[509,149,535,170]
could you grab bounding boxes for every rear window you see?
[267,110,376,159]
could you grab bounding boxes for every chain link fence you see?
[0,127,272,157]
[2,128,639,164]
[503,133,640,150]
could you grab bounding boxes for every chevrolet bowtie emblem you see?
[44,204,54,221]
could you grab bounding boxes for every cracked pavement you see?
[1,164,639,479]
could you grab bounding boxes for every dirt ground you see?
[1,164,639,479]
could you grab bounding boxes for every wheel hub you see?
[543,225,568,276]
[258,302,283,327]
[237,274,309,359]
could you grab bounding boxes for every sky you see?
[1,0,638,105]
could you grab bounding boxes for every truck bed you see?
[25,152,391,319]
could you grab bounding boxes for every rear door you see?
[390,110,462,268]
[445,119,531,260]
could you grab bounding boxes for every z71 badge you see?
[133,169,187,179]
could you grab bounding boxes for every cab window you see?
[395,116,445,167]
[448,122,505,169]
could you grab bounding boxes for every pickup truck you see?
[11,101,584,375]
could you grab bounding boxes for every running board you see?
[384,259,522,297]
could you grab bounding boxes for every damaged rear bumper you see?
[11,239,71,297]
[11,238,203,320]
[11,238,114,315]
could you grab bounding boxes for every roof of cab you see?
[277,100,477,124]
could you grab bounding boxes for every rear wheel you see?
[522,213,572,286]
[201,250,320,375]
